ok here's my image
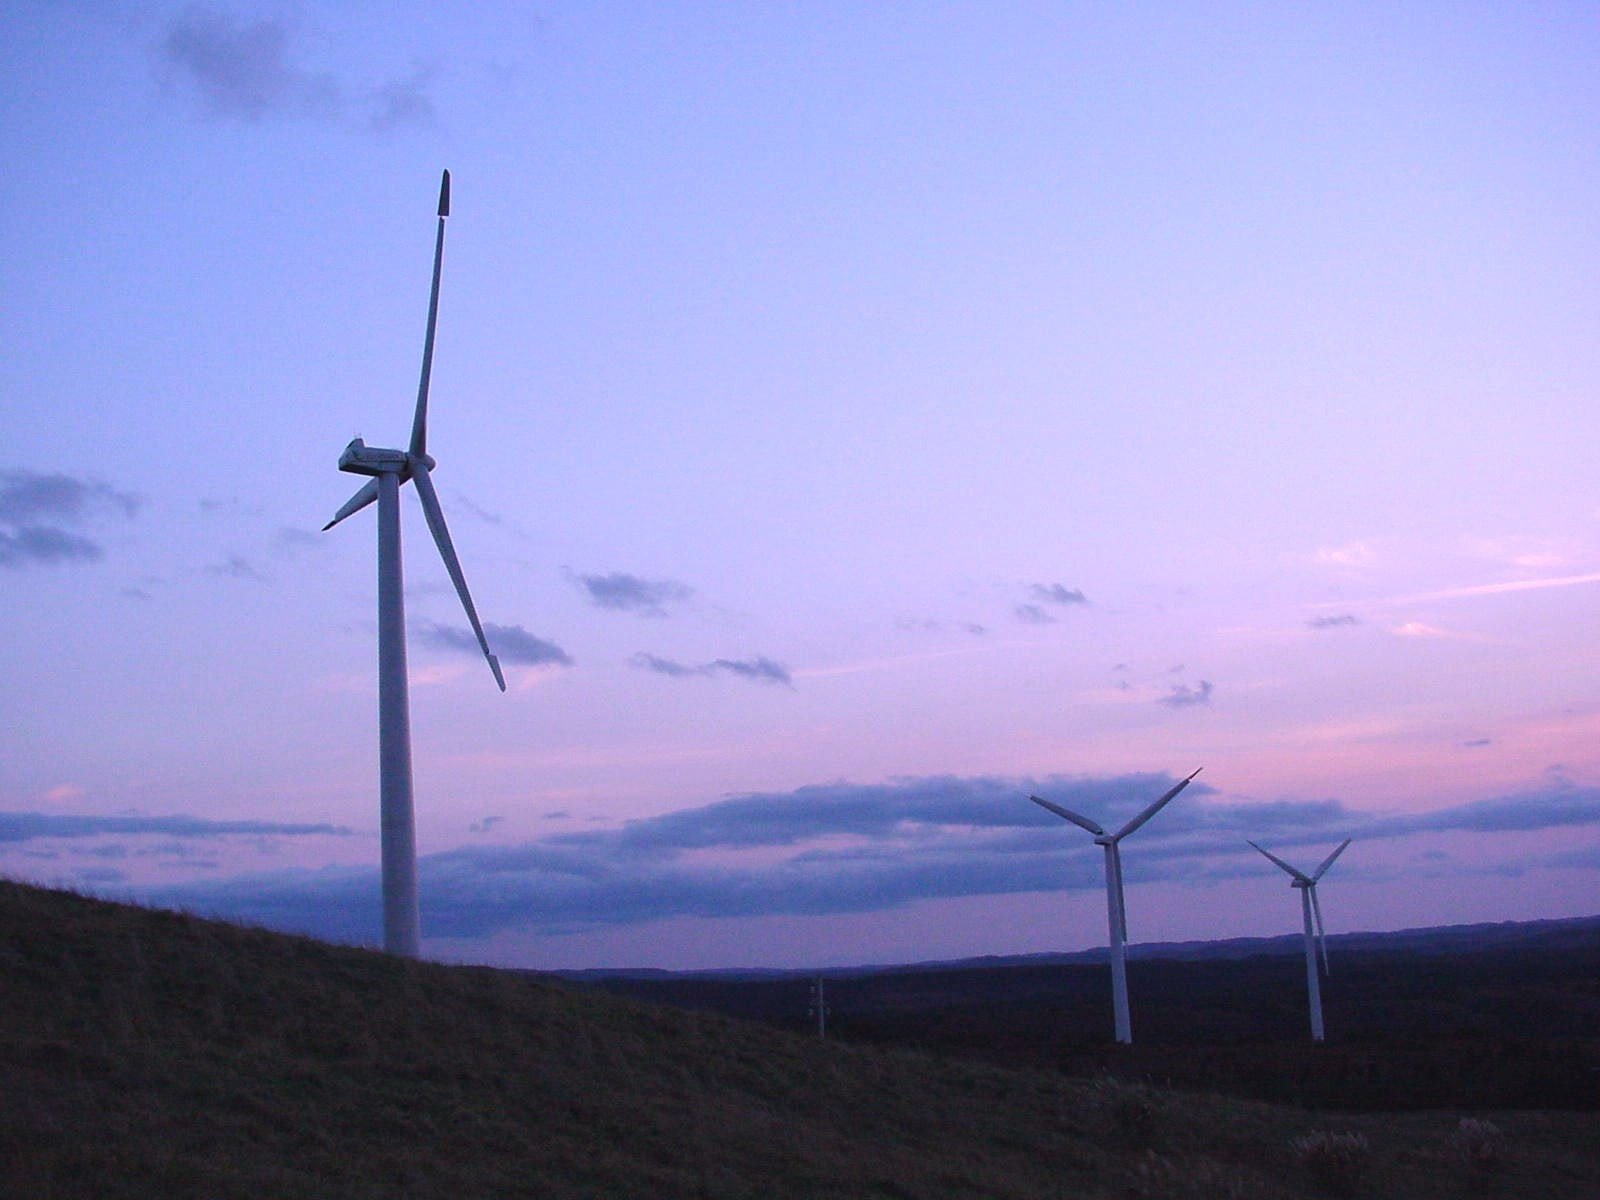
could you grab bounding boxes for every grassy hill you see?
[2,880,1596,1199]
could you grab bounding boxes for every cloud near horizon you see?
[127,775,1600,945]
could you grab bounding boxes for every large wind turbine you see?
[1248,838,1351,1042]
[324,170,505,958]
[1029,768,1201,1044]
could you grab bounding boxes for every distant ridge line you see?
[553,912,1600,982]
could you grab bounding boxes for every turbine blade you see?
[1311,885,1330,974]
[409,462,506,691]
[1028,795,1105,837]
[1247,840,1311,883]
[1113,767,1202,841]
[1311,837,1352,881]
[322,478,380,531]
[409,169,450,459]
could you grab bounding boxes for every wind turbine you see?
[1029,768,1201,1044]
[323,170,505,958]
[1248,838,1351,1042]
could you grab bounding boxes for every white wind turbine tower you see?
[1029,768,1201,1044]
[1248,838,1351,1042]
[323,170,505,958]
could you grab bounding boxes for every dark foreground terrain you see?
[587,918,1600,1112]
[2,880,1597,1199]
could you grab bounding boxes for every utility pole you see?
[808,976,829,1038]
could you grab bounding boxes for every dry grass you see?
[1,880,1596,1199]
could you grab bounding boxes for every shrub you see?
[1452,1117,1504,1181]
[1127,1150,1258,1200]
[1091,1076,1158,1149]
[1290,1129,1370,1197]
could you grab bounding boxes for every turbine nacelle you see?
[338,438,436,476]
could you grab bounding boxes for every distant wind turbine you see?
[323,170,505,958]
[1248,838,1351,1042]
[1029,768,1201,1044]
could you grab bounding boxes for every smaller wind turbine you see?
[1029,768,1201,1044]
[1248,838,1351,1042]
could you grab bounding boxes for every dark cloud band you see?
[127,777,1600,944]
[0,812,349,843]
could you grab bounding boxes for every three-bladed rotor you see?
[1248,838,1350,974]
[1030,767,1202,845]
[1028,769,1201,1043]
[323,169,504,693]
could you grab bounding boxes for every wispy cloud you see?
[421,622,574,667]
[1391,621,1467,640]
[1308,542,1376,569]
[276,526,320,550]
[158,7,437,131]
[0,526,103,567]
[207,554,267,582]
[136,775,1600,944]
[1385,573,1600,608]
[160,7,340,120]
[1311,572,1600,617]
[451,492,503,526]
[0,812,349,843]
[0,470,139,569]
[1029,582,1088,607]
[369,66,436,131]
[0,471,139,524]
[1307,614,1360,630]
[630,653,792,687]
[1014,582,1089,625]
[490,624,575,667]
[1159,680,1214,708]
[574,571,693,617]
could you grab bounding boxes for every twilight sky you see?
[3,1,1598,970]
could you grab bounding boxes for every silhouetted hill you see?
[3,880,1597,1199]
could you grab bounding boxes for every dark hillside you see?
[2,881,1597,1199]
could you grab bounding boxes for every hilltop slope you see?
[1,881,1595,1199]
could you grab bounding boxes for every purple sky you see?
[3,2,1597,970]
